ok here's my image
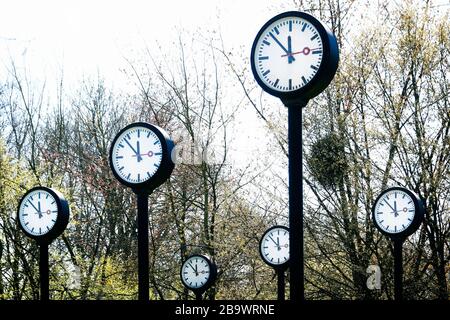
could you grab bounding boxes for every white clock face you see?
[261,227,289,265]
[374,190,416,234]
[254,16,323,92]
[181,256,211,289]
[112,126,163,184]
[18,190,58,236]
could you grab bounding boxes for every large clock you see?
[259,225,290,269]
[250,11,339,103]
[109,122,175,193]
[180,254,217,295]
[17,186,70,243]
[372,187,425,239]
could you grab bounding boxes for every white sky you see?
[0,0,286,88]
[0,0,448,189]
[0,0,288,169]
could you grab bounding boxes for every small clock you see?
[259,225,290,269]
[17,187,70,243]
[180,254,217,293]
[109,122,175,193]
[250,11,339,103]
[372,187,425,239]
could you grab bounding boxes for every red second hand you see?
[281,47,320,57]
[132,151,154,157]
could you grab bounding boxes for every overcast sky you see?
[0,0,448,178]
[0,0,288,88]
[0,0,300,178]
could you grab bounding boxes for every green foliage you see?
[307,133,348,189]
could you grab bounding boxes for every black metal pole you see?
[195,291,203,301]
[277,269,285,301]
[137,192,149,301]
[39,243,49,301]
[393,239,403,300]
[286,100,307,301]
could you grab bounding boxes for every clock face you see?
[18,189,58,236]
[181,255,212,289]
[253,16,323,92]
[373,189,416,234]
[111,125,163,184]
[260,226,290,267]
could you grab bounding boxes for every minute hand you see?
[384,199,396,213]
[124,139,139,155]
[269,33,295,61]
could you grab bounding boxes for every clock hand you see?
[384,199,396,213]
[188,263,197,274]
[287,36,293,64]
[132,151,154,158]
[123,138,139,157]
[269,32,295,62]
[28,200,41,215]
[37,201,43,219]
[281,47,321,57]
[394,200,398,217]
[136,141,143,162]
[276,237,281,251]
[268,235,279,247]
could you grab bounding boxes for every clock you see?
[180,254,217,293]
[250,11,339,103]
[17,186,70,243]
[259,225,290,269]
[372,187,425,239]
[109,122,175,193]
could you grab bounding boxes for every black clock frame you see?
[17,186,70,244]
[250,11,339,104]
[180,254,217,297]
[109,122,175,194]
[371,186,425,240]
[259,225,290,270]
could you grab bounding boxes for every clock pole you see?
[393,239,404,300]
[277,269,286,301]
[371,187,425,301]
[109,122,175,301]
[250,11,339,303]
[285,99,307,301]
[137,191,150,301]
[39,242,49,301]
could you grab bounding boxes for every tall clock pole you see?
[109,122,175,301]
[286,100,307,301]
[39,242,49,301]
[371,187,425,301]
[393,238,404,300]
[17,187,70,301]
[250,11,339,303]
[277,269,286,301]
[137,192,150,301]
[259,226,290,301]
